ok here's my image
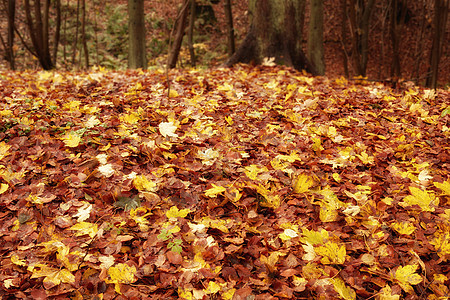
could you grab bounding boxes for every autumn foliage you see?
[0,65,449,299]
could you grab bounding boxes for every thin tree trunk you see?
[390,0,407,79]
[52,0,61,66]
[188,0,196,66]
[224,0,235,56]
[168,0,189,68]
[414,0,427,84]
[128,0,147,69]
[340,0,349,77]
[81,0,89,68]
[426,0,448,88]
[307,0,325,75]
[348,0,375,76]
[72,0,80,66]
[7,0,15,70]
[24,0,53,69]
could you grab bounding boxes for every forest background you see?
[0,0,448,87]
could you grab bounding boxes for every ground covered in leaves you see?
[0,65,449,299]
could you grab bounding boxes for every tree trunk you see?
[168,0,189,69]
[224,0,235,56]
[340,0,349,77]
[52,0,61,66]
[81,0,89,68]
[188,0,196,66]
[224,0,317,75]
[128,0,146,69]
[24,0,54,69]
[307,0,325,75]
[71,0,80,65]
[389,0,408,79]
[7,0,16,70]
[347,0,375,76]
[426,0,448,88]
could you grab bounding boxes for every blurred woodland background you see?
[0,0,448,88]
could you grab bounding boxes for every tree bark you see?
[347,0,375,76]
[128,0,147,69]
[7,0,16,70]
[52,0,61,66]
[24,0,54,69]
[224,0,317,75]
[188,0,196,66]
[80,0,89,68]
[307,0,325,75]
[389,0,408,79]
[168,0,189,69]
[426,0,448,88]
[224,0,235,56]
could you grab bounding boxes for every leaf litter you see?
[0,65,449,299]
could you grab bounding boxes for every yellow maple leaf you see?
[293,174,314,194]
[224,116,233,125]
[30,264,75,287]
[315,242,346,264]
[332,277,356,300]
[0,141,11,160]
[260,251,285,273]
[256,184,281,209]
[166,206,191,219]
[332,173,342,182]
[377,285,400,300]
[106,263,137,294]
[390,264,422,293]
[204,184,226,197]
[275,151,302,163]
[133,175,157,192]
[222,288,236,300]
[356,151,375,165]
[311,136,324,152]
[434,180,450,196]
[69,222,98,238]
[62,132,82,148]
[244,164,267,180]
[0,183,8,194]
[121,112,140,124]
[178,288,193,300]
[391,221,416,235]
[279,228,299,242]
[301,228,329,245]
[204,281,221,294]
[316,186,344,222]
[430,225,450,260]
[400,187,439,212]
[11,254,26,266]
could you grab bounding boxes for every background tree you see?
[308,0,325,75]
[3,0,16,70]
[426,0,448,88]
[168,0,189,68]
[346,0,375,76]
[389,0,408,80]
[224,0,235,56]
[128,0,146,69]
[225,0,317,74]
[23,0,61,70]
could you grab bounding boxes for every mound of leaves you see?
[0,65,449,299]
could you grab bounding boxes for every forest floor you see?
[0,64,449,299]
